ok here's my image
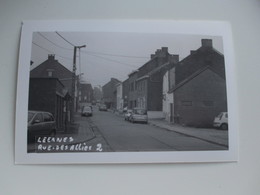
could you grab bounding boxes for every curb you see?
[148,121,228,147]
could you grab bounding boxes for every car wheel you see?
[220,123,228,130]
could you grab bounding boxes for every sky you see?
[31,31,223,87]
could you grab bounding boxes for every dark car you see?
[129,108,148,124]
[81,106,93,116]
[28,111,56,142]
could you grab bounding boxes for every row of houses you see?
[103,39,227,127]
[29,54,94,131]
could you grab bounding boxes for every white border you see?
[15,20,238,164]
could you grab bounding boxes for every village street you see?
[28,106,228,153]
[75,106,228,152]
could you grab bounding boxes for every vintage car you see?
[27,110,56,142]
[213,112,228,130]
[81,106,93,116]
[129,108,148,124]
[99,104,107,111]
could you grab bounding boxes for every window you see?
[181,101,192,106]
[33,113,43,123]
[43,113,54,122]
[130,82,134,91]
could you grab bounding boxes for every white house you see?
[162,68,175,122]
[116,82,124,112]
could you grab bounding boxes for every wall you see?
[174,69,227,127]
[0,1,260,195]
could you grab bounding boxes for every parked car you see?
[81,106,93,116]
[129,108,148,124]
[28,111,56,142]
[213,112,228,130]
[124,109,133,121]
[99,104,107,111]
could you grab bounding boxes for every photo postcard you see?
[15,20,238,164]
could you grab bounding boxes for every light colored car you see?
[81,106,93,116]
[124,109,133,121]
[99,104,107,111]
[213,112,228,130]
[129,108,148,124]
[28,111,56,142]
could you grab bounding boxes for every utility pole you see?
[71,45,86,122]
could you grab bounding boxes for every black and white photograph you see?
[15,20,238,164]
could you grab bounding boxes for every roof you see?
[30,57,72,79]
[168,66,224,93]
[175,45,225,85]
[136,62,173,82]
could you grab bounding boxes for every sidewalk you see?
[58,113,95,144]
[148,119,228,147]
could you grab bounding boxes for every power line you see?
[39,32,148,60]
[32,42,73,61]
[85,52,139,68]
[32,41,53,54]
[55,31,76,47]
[37,32,73,50]
[84,50,148,59]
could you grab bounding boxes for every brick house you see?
[29,54,75,128]
[28,78,71,131]
[168,39,227,127]
[126,47,178,118]
[127,70,139,109]
[30,55,74,94]
[102,78,121,109]
[78,83,94,108]
[122,78,129,109]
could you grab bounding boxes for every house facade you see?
[30,55,74,94]
[116,82,124,112]
[126,47,179,116]
[167,39,227,127]
[127,71,138,109]
[173,67,227,127]
[78,83,93,109]
[29,54,75,128]
[102,78,121,109]
[28,78,71,131]
[122,78,129,109]
[162,70,174,122]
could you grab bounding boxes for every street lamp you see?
[71,45,86,122]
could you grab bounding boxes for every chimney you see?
[48,54,55,60]
[161,47,168,53]
[151,54,155,59]
[155,49,161,56]
[201,39,213,48]
[169,54,179,63]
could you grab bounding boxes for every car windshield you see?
[134,109,147,115]
[28,112,34,122]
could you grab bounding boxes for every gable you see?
[175,47,225,85]
[30,59,72,79]
[173,68,226,96]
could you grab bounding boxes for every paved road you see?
[27,107,228,153]
[89,108,227,152]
